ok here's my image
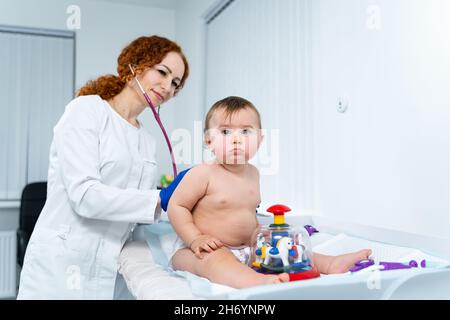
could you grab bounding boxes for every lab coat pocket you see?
[140,158,157,189]
[62,234,102,279]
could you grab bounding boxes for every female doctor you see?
[17,35,189,299]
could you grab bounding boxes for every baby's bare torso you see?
[193,164,261,247]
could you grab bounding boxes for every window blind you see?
[0,26,74,200]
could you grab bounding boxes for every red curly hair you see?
[77,35,189,100]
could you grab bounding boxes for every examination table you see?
[117,215,450,300]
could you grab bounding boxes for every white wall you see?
[184,0,450,240]
[204,0,314,213]
[171,0,214,170]
[311,0,450,238]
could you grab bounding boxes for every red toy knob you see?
[267,204,291,215]
[267,204,291,225]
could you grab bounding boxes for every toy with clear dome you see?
[249,204,320,281]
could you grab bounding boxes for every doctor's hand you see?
[189,235,224,259]
[159,168,192,211]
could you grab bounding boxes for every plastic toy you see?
[249,204,320,281]
[350,259,420,273]
[304,225,319,237]
[160,174,174,188]
[349,259,376,272]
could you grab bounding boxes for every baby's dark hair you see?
[204,96,262,131]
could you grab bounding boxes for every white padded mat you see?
[118,241,199,300]
[312,233,450,266]
[118,222,450,300]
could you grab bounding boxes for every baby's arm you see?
[167,165,223,258]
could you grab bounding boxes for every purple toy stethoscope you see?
[350,258,420,273]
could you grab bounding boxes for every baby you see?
[168,96,371,289]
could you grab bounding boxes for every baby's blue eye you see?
[221,129,232,135]
[241,128,254,135]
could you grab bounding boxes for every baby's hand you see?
[189,235,223,259]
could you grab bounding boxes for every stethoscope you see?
[349,258,420,273]
[128,64,177,178]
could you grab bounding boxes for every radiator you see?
[0,231,17,299]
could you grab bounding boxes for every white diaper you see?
[169,237,251,267]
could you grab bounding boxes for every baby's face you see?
[205,107,262,165]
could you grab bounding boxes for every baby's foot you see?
[327,249,372,274]
[265,273,290,285]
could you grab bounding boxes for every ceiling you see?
[96,0,178,10]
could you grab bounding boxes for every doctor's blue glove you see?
[159,168,192,212]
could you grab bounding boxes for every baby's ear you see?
[203,132,211,145]
[258,130,265,146]
[203,134,212,149]
[204,128,215,146]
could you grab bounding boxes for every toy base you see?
[288,267,320,281]
[252,265,320,282]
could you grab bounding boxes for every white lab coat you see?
[17,95,161,299]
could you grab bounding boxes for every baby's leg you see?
[172,247,290,289]
[313,249,372,274]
